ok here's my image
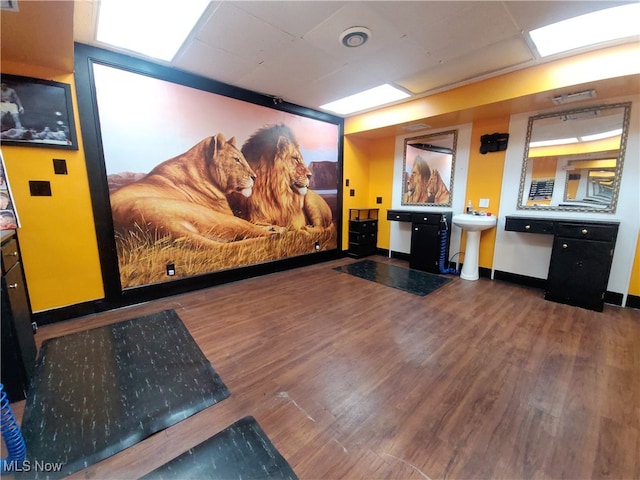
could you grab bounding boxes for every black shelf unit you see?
[348,209,379,258]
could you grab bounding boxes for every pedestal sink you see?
[452,213,497,281]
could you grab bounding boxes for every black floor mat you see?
[142,416,297,480]
[19,309,230,479]
[334,259,452,296]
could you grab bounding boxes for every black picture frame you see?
[73,43,344,310]
[1,74,78,150]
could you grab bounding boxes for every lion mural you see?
[110,133,281,247]
[230,124,333,230]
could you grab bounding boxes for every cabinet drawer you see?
[410,213,441,225]
[505,217,554,235]
[2,238,20,273]
[349,220,377,233]
[386,211,412,222]
[555,223,618,242]
[349,231,377,245]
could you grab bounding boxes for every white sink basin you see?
[452,214,497,281]
[452,213,497,231]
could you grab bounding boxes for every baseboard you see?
[626,294,640,309]
[493,270,546,290]
[389,250,410,261]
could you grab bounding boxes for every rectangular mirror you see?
[518,102,631,213]
[402,130,457,206]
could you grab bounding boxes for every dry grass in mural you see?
[116,224,337,289]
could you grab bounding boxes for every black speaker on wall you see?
[480,132,509,154]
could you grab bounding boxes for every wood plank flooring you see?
[10,256,640,479]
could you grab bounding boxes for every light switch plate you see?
[479,198,490,208]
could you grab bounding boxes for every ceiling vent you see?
[551,89,596,105]
[339,27,371,48]
[403,123,431,131]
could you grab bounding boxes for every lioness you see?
[230,124,333,230]
[110,133,281,246]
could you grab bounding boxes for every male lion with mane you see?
[110,133,281,247]
[231,124,333,230]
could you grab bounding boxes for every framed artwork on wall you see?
[74,44,343,304]
[401,130,457,207]
[0,74,78,150]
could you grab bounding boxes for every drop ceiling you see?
[72,1,638,115]
[2,1,638,118]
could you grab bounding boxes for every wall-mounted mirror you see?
[402,130,457,206]
[518,102,631,213]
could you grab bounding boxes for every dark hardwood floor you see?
[10,256,640,479]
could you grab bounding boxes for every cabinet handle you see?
[562,243,568,249]
[8,283,18,289]
[581,228,588,235]
[525,225,531,230]
[8,251,18,257]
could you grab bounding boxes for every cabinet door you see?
[545,237,612,311]
[410,224,441,273]
[1,263,37,400]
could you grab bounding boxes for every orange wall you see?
[629,232,640,297]
[464,117,509,269]
[2,62,104,312]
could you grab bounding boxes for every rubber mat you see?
[334,259,451,296]
[19,309,230,479]
[142,416,297,479]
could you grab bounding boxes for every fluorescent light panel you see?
[97,0,209,61]
[581,129,622,142]
[530,3,640,57]
[320,84,410,115]
[530,138,579,148]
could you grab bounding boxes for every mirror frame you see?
[402,129,457,207]
[517,102,631,214]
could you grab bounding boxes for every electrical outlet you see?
[314,241,320,251]
[350,189,355,196]
[479,198,490,208]
[376,196,382,204]
[166,263,175,276]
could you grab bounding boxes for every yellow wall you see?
[464,117,509,269]
[629,232,640,297]
[2,62,104,312]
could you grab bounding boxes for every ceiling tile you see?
[196,2,296,64]
[174,39,256,85]
[233,1,347,38]
[398,36,534,94]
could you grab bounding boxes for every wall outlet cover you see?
[479,198,490,208]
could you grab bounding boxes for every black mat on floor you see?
[141,416,297,480]
[20,309,230,479]
[334,259,451,296]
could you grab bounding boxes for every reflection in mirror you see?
[402,130,457,206]
[518,102,631,213]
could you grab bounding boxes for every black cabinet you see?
[545,222,618,312]
[505,216,619,312]
[409,212,452,274]
[1,231,37,402]
[348,209,378,258]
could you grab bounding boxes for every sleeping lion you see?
[230,124,333,230]
[110,133,282,247]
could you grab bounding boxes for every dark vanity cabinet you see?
[348,208,379,258]
[505,217,619,311]
[387,210,452,274]
[545,222,618,311]
[1,231,37,402]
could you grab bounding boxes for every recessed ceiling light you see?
[529,3,640,57]
[339,27,372,48]
[97,0,210,61]
[320,84,410,115]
